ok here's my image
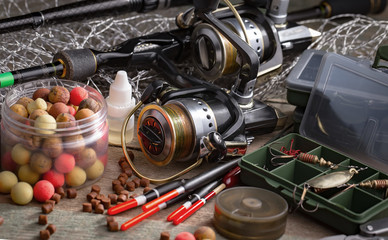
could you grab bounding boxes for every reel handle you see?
[200,132,228,162]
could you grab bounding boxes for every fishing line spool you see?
[214,186,288,240]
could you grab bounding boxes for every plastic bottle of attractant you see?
[106,70,136,145]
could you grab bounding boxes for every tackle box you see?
[240,52,388,234]
[240,133,388,234]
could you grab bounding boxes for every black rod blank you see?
[0,0,193,34]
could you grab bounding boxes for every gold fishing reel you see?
[137,98,218,166]
[191,18,267,81]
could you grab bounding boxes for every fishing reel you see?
[137,82,247,167]
[175,0,286,106]
[121,80,249,183]
[184,1,283,82]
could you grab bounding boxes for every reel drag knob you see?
[138,117,164,155]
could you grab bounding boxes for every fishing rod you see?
[1,0,384,34]
[2,0,383,88]
[0,0,193,34]
[0,0,317,99]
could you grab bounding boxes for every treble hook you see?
[291,183,319,213]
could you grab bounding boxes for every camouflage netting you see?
[0,0,387,106]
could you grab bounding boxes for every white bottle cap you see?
[106,71,135,119]
[109,70,132,104]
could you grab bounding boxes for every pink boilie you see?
[54,153,75,173]
[33,180,55,202]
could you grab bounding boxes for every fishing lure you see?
[270,139,338,169]
[293,168,365,212]
[338,179,388,199]
[358,179,388,189]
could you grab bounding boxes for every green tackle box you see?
[239,133,388,235]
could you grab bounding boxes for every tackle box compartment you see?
[240,133,388,235]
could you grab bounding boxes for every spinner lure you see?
[293,167,367,212]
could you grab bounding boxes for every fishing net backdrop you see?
[0,0,387,108]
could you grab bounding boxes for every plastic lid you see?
[285,49,327,93]
[286,49,359,93]
[300,52,388,173]
[213,187,288,240]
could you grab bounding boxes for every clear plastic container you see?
[1,79,108,190]
[300,52,388,173]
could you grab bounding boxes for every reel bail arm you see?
[193,0,260,105]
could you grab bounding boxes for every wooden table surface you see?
[1,1,387,239]
[0,102,341,240]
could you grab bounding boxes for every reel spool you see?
[190,6,281,81]
[192,18,268,80]
[137,98,218,166]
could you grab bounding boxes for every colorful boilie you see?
[33,180,55,202]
